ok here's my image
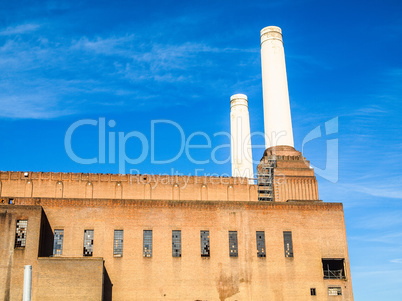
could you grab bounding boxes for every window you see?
[172,230,181,257]
[229,231,238,257]
[113,230,123,257]
[53,229,64,256]
[283,231,293,258]
[310,288,316,296]
[200,230,210,257]
[328,287,342,296]
[256,231,266,257]
[15,220,28,248]
[322,259,346,279]
[83,230,94,256]
[143,230,152,257]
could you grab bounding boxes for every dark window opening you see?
[328,287,342,296]
[53,229,64,256]
[229,231,238,257]
[322,259,346,279]
[310,288,316,296]
[113,230,123,257]
[172,230,181,257]
[15,220,28,248]
[256,231,266,257]
[283,231,293,258]
[143,230,152,257]
[201,230,210,257]
[83,230,94,256]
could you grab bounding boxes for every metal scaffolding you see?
[257,159,276,201]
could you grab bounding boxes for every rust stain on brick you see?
[217,272,240,301]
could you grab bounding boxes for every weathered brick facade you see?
[0,146,354,300]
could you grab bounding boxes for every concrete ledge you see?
[9,197,343,211]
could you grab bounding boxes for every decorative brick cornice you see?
[9,197,343,211]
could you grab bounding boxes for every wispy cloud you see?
[349,231,402,244]
[352,212,402,230]
[347,104,388,116]
[0,28,260,119]
[0,24,40,35]
[71,35,137,56]
[339,176,402,200]
[0,94,73,119]
[352,267,402,279]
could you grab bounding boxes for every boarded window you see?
[113,230,124,257]
[322,259,346,279]
[328,287,342,296]
[256,231,266,257]
[172,230,181,257]
[15,220,28,248]
[229,231,238,257]
[83,230,94,256]
[283,231,293,258]
[310,288,316,296]
[143,230,152,257]
[53,229,64,255]
[201,230,210,257]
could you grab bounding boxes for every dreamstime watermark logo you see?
[64,117,339,182]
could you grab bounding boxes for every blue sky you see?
[0,0,401,299]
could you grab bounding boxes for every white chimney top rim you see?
[230,94,248,101]
[260,26,282,36]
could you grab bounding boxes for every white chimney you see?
[23,265,32,301]
[230,94,254,184]
[260,26,294,148]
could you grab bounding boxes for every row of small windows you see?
[14,220,346,296]
[310,287,342,296]
[14,221,293,258]
[15,220,346,281]
[76,230,290,259]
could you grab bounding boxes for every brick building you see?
[0,26,353,300]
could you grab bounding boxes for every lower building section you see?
[34,257,104,301]
[0,198,353,300]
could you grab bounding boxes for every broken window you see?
[283,231,293,257]
[200,230,210,257]
[322,259,346,279]
[172,230,181,257]
[113,230,123,257]
[15,220,27,248]
[143,230,152,257]
[83,230,94,256]
[256,231,266,257]
[310,288,316,296]
[53,229,64,256]
[328,287,342,296]
[229,231,238,257]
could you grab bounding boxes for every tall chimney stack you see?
[230,94,254,184]
[260,26,294,149]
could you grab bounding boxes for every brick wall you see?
[34,257,103,301]
[0,172,256,202]
[3,198,353,300]
[0,206,41,301]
